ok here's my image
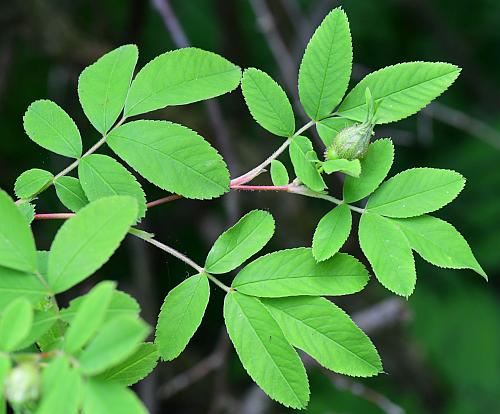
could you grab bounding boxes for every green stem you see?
[288,185,365,214]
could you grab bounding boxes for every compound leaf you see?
[241,68,295,137]
[264,296,382,377]
[155,274,209,361]
[79,154,146,220]
[289,136,325,192]
[312,204,352,262]
[224,292,309,409]
[366,168,465,218]
[233,248,368,297]
[359,212,416,296]
[343,138,394,202]
[108,120,229,199]
[0,190,37,273]
[78,44,138,134]
[394,215,487,279]
[82,380,147,414]
[125,47,241,117]
[14,169,53,200]
[270,160,289,186]
[54,177,89,212]
[79,315,149,375]
[299,8,352,120]
[0,298,33,351]
[338,62,460,124]
[47,196,137,293]
[23,100,82,158]
[205,210,275,274]
[97,343,158,386]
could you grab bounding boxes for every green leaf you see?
[23,100,82,158]
[79,315,149,375]
[366,168,465,218]
[97,343,158,386]
[54,177,89,212]
[108,120,230,199]
[338,62,461,124]
[298,8,352,120]
[0,356,10,414]
[224,292,309,409]
[0,298,33,351]
[124,47,241,117]
[393,215,487,279]
[241,68,295,137]
[79,154,146,220]
[155,274,209,361]
[316,118,355,146]
[61,290,140,324]
[0,267,47,309]
[263,297,382,377]
[64,281,116,354]
[205,210,275,274]
[312,204,352,262]
[270,160,289,186]
[0,190,37,273]
[47,196,138,293]
[17,202,36,225]
[322,159,361,177]
[343,138,394,203]
[37,356,82,414]
[78,45,138,134]
[82,380,147,414]
[14,169,53,199]
[289,136,325,192]
[16,308,59,350]
[359,212,416,296]
[233,248,368,297]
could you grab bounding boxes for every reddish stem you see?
[146,194,182,208]
[230,184,289,191]
[34,213,75,220]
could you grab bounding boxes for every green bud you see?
[325,122,374,161]
[4,363,40,405]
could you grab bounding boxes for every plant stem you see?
[34,213,75,220]
[231,184,290,191]
[288,185,366,214]
[146,194,182,208]
[205,273,231,293]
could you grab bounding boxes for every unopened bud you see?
[5,363,40,405]
[325,122,374,161]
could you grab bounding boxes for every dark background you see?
[1,0,499,413]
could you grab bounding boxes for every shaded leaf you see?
[289,136,325,192]
[270,160,289,186]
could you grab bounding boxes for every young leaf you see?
[64,281,116,354]
[224,292,309,409]
[0,267,47,309]
[289,136,325,192]
[54,176,89,212]
[17,202,36,225]
[79,154,147,220]
[107,120,230,199]
[316,118,355,146]
[241,68,295,137]
[205,210,275,274]
[23,100,82,158]
[298,8,352,120]
[155,274,209,361]
[270,160,289,186]
[338,62,461,124]
[82,380,147,414]
[37,356,82,414]
[343,138,394,203]
[78,44,138,134]
[124,47,241,117]
[0,298,33,351]
[312,204,352,262]
[79,315,149,375]
[263,296,382,377]
[322,159,361,177]
[97,343,159,386]
[232,248,369,297]
[14,169,53,199]
[366,168,465,218]
[359,212,416,296]
[47,196,138,293]
[393,215,487,279]
[0,190,37,273]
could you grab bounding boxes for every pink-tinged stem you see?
[230,184,289,191]
[146,194,182,208]
[34,213,75,220]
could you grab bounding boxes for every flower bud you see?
[4,363,40,405]
[325,122,374,161]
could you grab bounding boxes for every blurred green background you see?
[1,0,499,413]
